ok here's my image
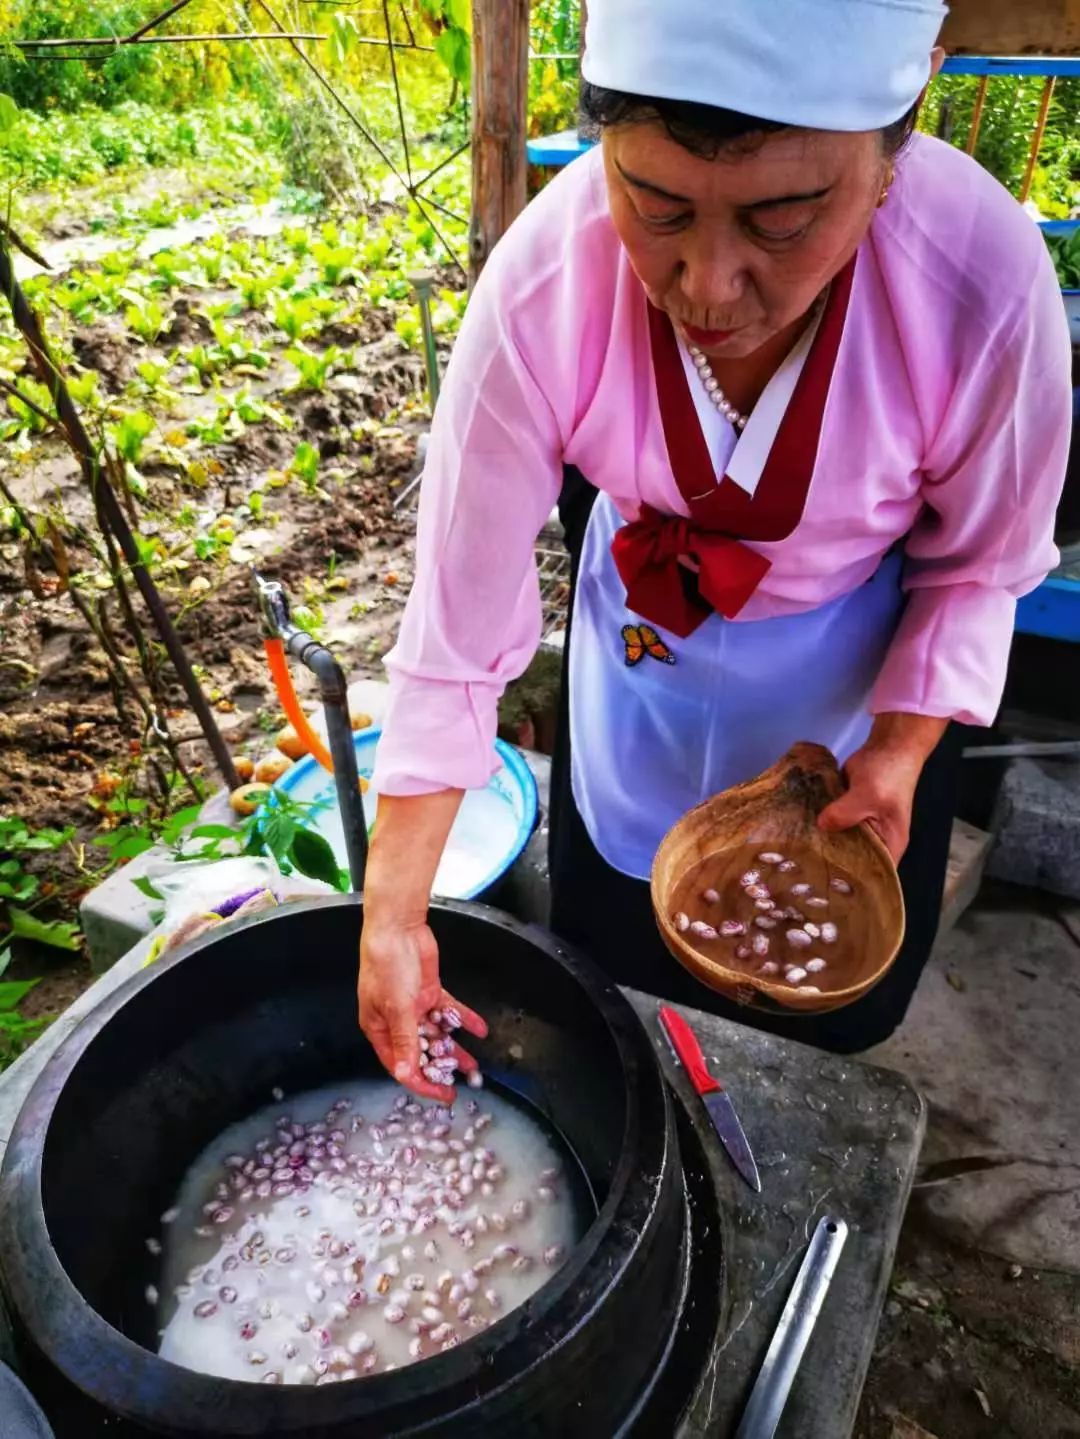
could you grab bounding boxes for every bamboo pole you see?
[469,0,530,284]
[19,34,325,50]
[965,74,989,154]
[15,32,434,50]
[1020,76,1056,203]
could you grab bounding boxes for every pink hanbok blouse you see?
[374,135,1071,798]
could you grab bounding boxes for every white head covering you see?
[582,0,947,132]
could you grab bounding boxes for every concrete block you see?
[939,819,993,938]
[986,755,1080,900]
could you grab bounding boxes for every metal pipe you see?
[735,1215,849,1439]
[409,271,441,410]
[292,638,369,894]
[962,740,1080,760]
[254,574,368,892]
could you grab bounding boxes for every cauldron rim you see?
[0,896,678,1436]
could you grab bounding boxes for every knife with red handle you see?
[659,1004,762,1192]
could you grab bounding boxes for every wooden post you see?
[943,0,1080,54]
[965,74,989,155]
[469,0,530,286]
[1020,75,1056,203]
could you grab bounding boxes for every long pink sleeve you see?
[871,233,1071,727]
[373,233,567,794]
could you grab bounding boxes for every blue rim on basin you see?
[273,729,539,900]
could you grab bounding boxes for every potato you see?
[254,754,293,785]
[229,782,272,816]
[275,724,309,761]
[351,712,374,732]
[233,755,255,782]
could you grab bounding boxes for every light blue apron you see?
[569,492,906,879]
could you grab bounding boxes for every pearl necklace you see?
[687,345,750,431]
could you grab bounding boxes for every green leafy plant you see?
[0,376,54,439]
[274,294,331,343]
[175,792,349,891]
[123,291,171,344]
[290,440,322,494]
[285,345,342,392]
[1044,228,1080,289]
[311,240,355,287]
[0,948,51,1072]
[0,817,79,952]
[111,409,155,466]
[186,390,290,445]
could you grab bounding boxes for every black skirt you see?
[547,467,961,1054]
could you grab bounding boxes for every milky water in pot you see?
[155,1080,587,1385]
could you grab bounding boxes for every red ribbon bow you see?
[611,504,771,639]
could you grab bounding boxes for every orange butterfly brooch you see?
[621,622,675,667]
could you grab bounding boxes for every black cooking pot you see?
[0,898,722,1437]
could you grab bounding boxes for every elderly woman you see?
[358,0,1071,1094]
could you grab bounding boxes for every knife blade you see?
[659,1005,762,1192]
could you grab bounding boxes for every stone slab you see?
[0,924,923,1439]
[637,996,925,1439]
[986,755,1080,901]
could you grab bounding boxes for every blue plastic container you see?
[274,730,538,900]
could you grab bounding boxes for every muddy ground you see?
[858,1206,1080,1438]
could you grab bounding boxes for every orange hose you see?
[264,636,335,775]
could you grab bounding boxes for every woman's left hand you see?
[816,714,948,863]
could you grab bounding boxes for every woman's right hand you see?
[358,788,483,1098]
[358,917,487,1102]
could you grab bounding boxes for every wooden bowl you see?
[651,743,905,1014]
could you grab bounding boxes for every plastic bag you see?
[141,856,336,966]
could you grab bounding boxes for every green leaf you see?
[0,95,20,135]
[7,908,81,951]
[19,825,75,851]
[434,27,470,84]
[329,13,358,65]
[0,979,39,1012]
[0,818,30,848]
[0,946,12,980]
[446,0,470,30]
[131,876,165,902]
[161,804,205,844]
[92,828,156,862]
[289,828,345,889]
[0,875,39,903]
[188,824,239,842]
